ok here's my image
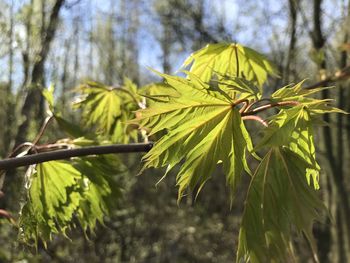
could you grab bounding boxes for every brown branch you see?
[0,143,153,171]
[305,65,350,89]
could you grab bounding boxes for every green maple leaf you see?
[271,80,330,103]
[74,82,122,133]
[182,43,278,87]
[255,106,320,187]
[73,81,140,143]
[73,156,123,230]
[19,156,123,246]
[135,72,255,201]
[19,161,82,245]
[237,147,324,263]
[255,83,346,188]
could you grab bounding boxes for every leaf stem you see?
[241,115,268,127]
[305,65,350,89]
[244,98,272,112]
[32,116,54,145]
[242,101,300,116]
[7,116,54,158]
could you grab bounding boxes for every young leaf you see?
[135,73,255,201]
[19,161,82,246]
[73,156,123,230]
[42,85,55,111]
[216,77,262,100]
[74,83,122,133]
[255,106,320,188]
[41,85,86,138]
[19,156,123,246]
[74,81,139,143]
[182,43,278,87]
[237,147,324,263]
[271,80,330,102]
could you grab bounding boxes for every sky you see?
[0,0,345,89]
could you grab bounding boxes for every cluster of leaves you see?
[15,42,345,261]
[133,43,345,261]
[18,79,142,246]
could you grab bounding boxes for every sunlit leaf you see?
[19,161,82,246]
[216,76,262,100]
[74,156,123,230]
[182,43,278,87]
[74,83,122,133]
[134,72,255,201]
[255,106,321,188]
[42,85,55,111]
[74,81,140,143]
[272,80,329,102]
[19,156,123,246]
[237,148,324,263]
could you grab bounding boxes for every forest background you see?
[0,0,349,262]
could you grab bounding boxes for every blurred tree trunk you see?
[339,0,350,259]
[60,38,72,112]
[73,15,80,85]
[310,1,332,261]
[20,0,33,92]
[15,0,65,146]
[160,11,172,74]
[88,0,94,78]
[283,0,298,83]
[311,0,350,262]
[126,0,140,84]
[4,0,15,154]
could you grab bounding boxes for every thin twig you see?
[7,116,54,158]
[0,143,153,170]
[7,142,33,158]
[32,116,54,145]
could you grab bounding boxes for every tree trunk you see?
[4,0,15,153]
[15,0,65,146]
[311,0,350,262]
[283,0,298,83]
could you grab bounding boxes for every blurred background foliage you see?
[0,0,349,262]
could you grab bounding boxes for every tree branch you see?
[0,143,153,170]
[305,65,350,89]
